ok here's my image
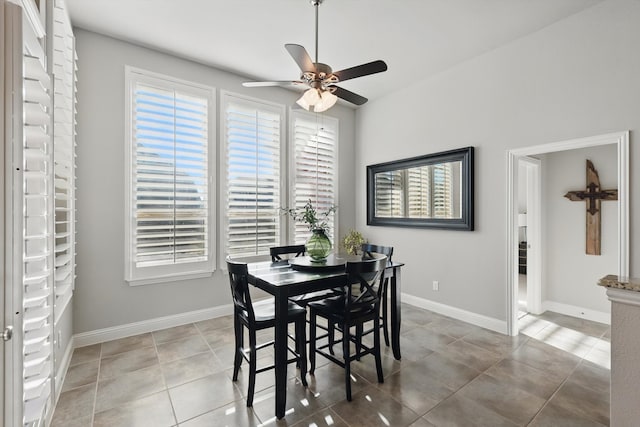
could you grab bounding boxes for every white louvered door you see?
[22,29,54,427]
[51,0,76,324]
[4,1,54,425]
[4,1,71,425]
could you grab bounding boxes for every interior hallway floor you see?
[51,305,611,426]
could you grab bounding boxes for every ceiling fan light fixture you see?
[313,90,337,112]
[243,0,386,109]
[297,88,321,110]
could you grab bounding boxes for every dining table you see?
[247,253,404,419]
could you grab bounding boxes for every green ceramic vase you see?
[306,229,332,262]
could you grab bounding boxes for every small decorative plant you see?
[341,229,365,255]
[283,199,337,233]
[283,200,337,261]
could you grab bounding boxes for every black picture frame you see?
[366,146,474,230]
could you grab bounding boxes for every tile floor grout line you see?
[156,325,181,427]
[524,339,606,426]
[411,330,545,426]
[90,343,102,426]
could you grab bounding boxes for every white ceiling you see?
[65,0,601,106]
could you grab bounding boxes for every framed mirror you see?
[367,147,474,230]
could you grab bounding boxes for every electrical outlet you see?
[432,280,439,291]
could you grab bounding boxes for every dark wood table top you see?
[247,254,403,293]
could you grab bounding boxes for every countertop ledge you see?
[598,274,640,292]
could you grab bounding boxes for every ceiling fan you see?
[242,0,388,112]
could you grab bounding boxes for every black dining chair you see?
[226,258,308,407]
[270,245,342,307]
[270,244,306,262]
[308,256,388,401]
[361,243,394,347]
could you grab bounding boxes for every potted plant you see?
[283,200,337,261]
[341,230,365,255]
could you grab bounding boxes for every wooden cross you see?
[564,160,617,255]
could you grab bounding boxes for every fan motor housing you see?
[301,63,336,89]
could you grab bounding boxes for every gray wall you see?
[541,145,617,314]
[354,0,640,324]
[73,29,356,333]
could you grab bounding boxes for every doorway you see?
[506,131,629,336]
[517,157,542,317]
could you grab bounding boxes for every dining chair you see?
[307,256,388,401]
[270,244,306,262]
[226,258,308,407]
[361,243,394,347]
[270,245,342,307]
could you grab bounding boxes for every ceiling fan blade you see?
[242,80,306,88]
[332,60,387,83]
[285,44,316,73]
[331,86,368,106]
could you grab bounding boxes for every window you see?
[290,112,338,243]
[125,67,215,285]
[222,93,284,259]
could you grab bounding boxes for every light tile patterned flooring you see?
[52,305,611,426]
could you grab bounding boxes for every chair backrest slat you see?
[226,258,255,323]
[361,243,393,262]
[270,244,306,262]
[345,256,387,318]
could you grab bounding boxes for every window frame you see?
[124,66,216,285]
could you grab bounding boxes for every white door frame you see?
[506,131,629,336]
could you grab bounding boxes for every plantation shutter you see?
[52,0,76,322]
[374,170,404,218]
[432,163,453,218]
[291,113,338,243]
[224,96,282,257]
[407,166,431,218]
[22,45,54,427]
[128,73,212,274]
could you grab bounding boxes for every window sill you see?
[127,270,213,287]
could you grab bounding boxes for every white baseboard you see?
[542,300,611,325]
[73,304,234,348]
[402,293,508,335]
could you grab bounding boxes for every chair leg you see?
[343,324,352,401]
[247,328,257,407]
[309,310,317,375]
[232,315,243,381]
[382,282,390,347]
[373,316,384,384]
[355,323,363,361]
[295,319,308,386]
[328,322,335,355]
